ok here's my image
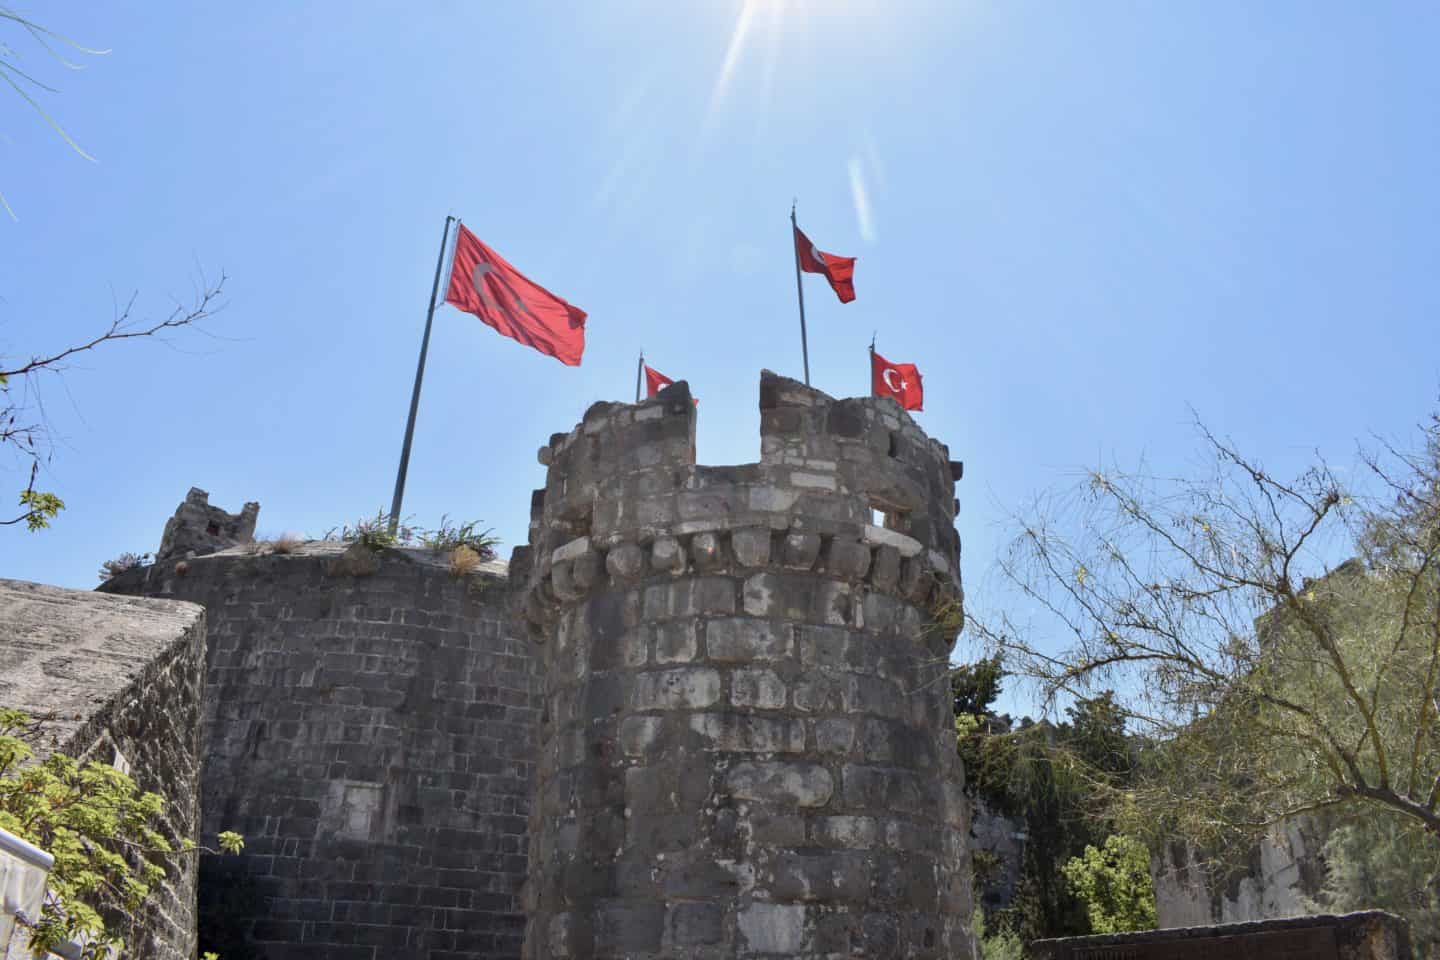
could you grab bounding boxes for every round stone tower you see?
[512,370,971,959]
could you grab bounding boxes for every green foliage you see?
[972,904,1030,960]
[957,659,1135,943]
[17,486,63,530]
[330,510,409,551]
[1062,834,1157,934]
[984,925,1030,960]
[97,551,151,582]
[976,410,1440,857]
[328,510,500,561]
[418,515,498,560]
[953,654,1005,717]
[1302,813,1439,959]
[0,708,241,958]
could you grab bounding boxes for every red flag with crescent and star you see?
[793,225,856,303]
[444,224,587,366]
[645,364,698,404]
[871,350,923,411]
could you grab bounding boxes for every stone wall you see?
[1032,911,1411,960]
[103,540,539,960]
[511,371,972,959]
[0,578,207,960]
[1153,819,1326,928]
[157,486,259,561]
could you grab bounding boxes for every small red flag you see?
[794,225,856,303]
[645,365,698,404]
[444,224,587,366]
[871,350,923,411]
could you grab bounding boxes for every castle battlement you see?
[512,370,972,960]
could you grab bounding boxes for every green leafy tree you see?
[0,708,242,958]
[1302,813,1440,958]
[956,658,1136,943]
[1062,834,1157,934]
[975,409,1440,852]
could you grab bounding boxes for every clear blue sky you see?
[3,3,1437,713]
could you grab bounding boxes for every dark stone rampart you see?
[103,542,538,960]
[0,578,207,960]
[511,371,971,959]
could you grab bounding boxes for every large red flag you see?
[793,225,856,303]
[871,350,923,411]
[444,224,587,366]
[645,364,698,404]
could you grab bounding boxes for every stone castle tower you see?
[511,370,971,958]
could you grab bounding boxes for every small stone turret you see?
[512,370,971,959]
[156,487,259,561]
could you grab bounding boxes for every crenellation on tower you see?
[156,486,260,562]
[512,369,971,960]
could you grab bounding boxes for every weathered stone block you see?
[552,535,592,564]
[782,531,822,569]
[791,471,838,491]
[826,537,872,579]
[737,902,806,954]
[550,560,580,601]
[690,531,724,571]
[654,621,697,663]
[620,715,664,758]
[689,713,803,752]
[813,718,856,755]
[632,668,722,710]
[652,536,687,575]
[731,526,772,567]
[816,815,877,848]
[725,761,833,807]
[705,617,791,662]
[666,902,724,947]
[870,545,901,590]
[644,577,736,620]
[606,542,645,581]
[730,667,787,709]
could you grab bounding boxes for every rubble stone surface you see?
[511,371,971,959]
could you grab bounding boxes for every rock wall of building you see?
[1153,819,1326,928]
[103,541,539,960]
[157,486,259,561]
[0,579,207,960]
[511,372,972,959]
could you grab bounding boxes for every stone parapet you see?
[0,579,207,960]
[103,541,536,960]
[1031,911,1412,960]
[512,371,971,960]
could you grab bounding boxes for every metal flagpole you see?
[869,332,876,398]
[389,214,456,535]
[790,200,811,386]
[635,351,644,403]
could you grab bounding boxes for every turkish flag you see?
[645,365,698,404]
[871,350,923,411]
[794,225,856,303]
[444,224,587,366]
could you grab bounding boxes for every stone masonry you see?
[510,371,972,959]
[104,539,538,960]
[157,486,260,562]
[0,578,207,960]
[1032,911,1412,960]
